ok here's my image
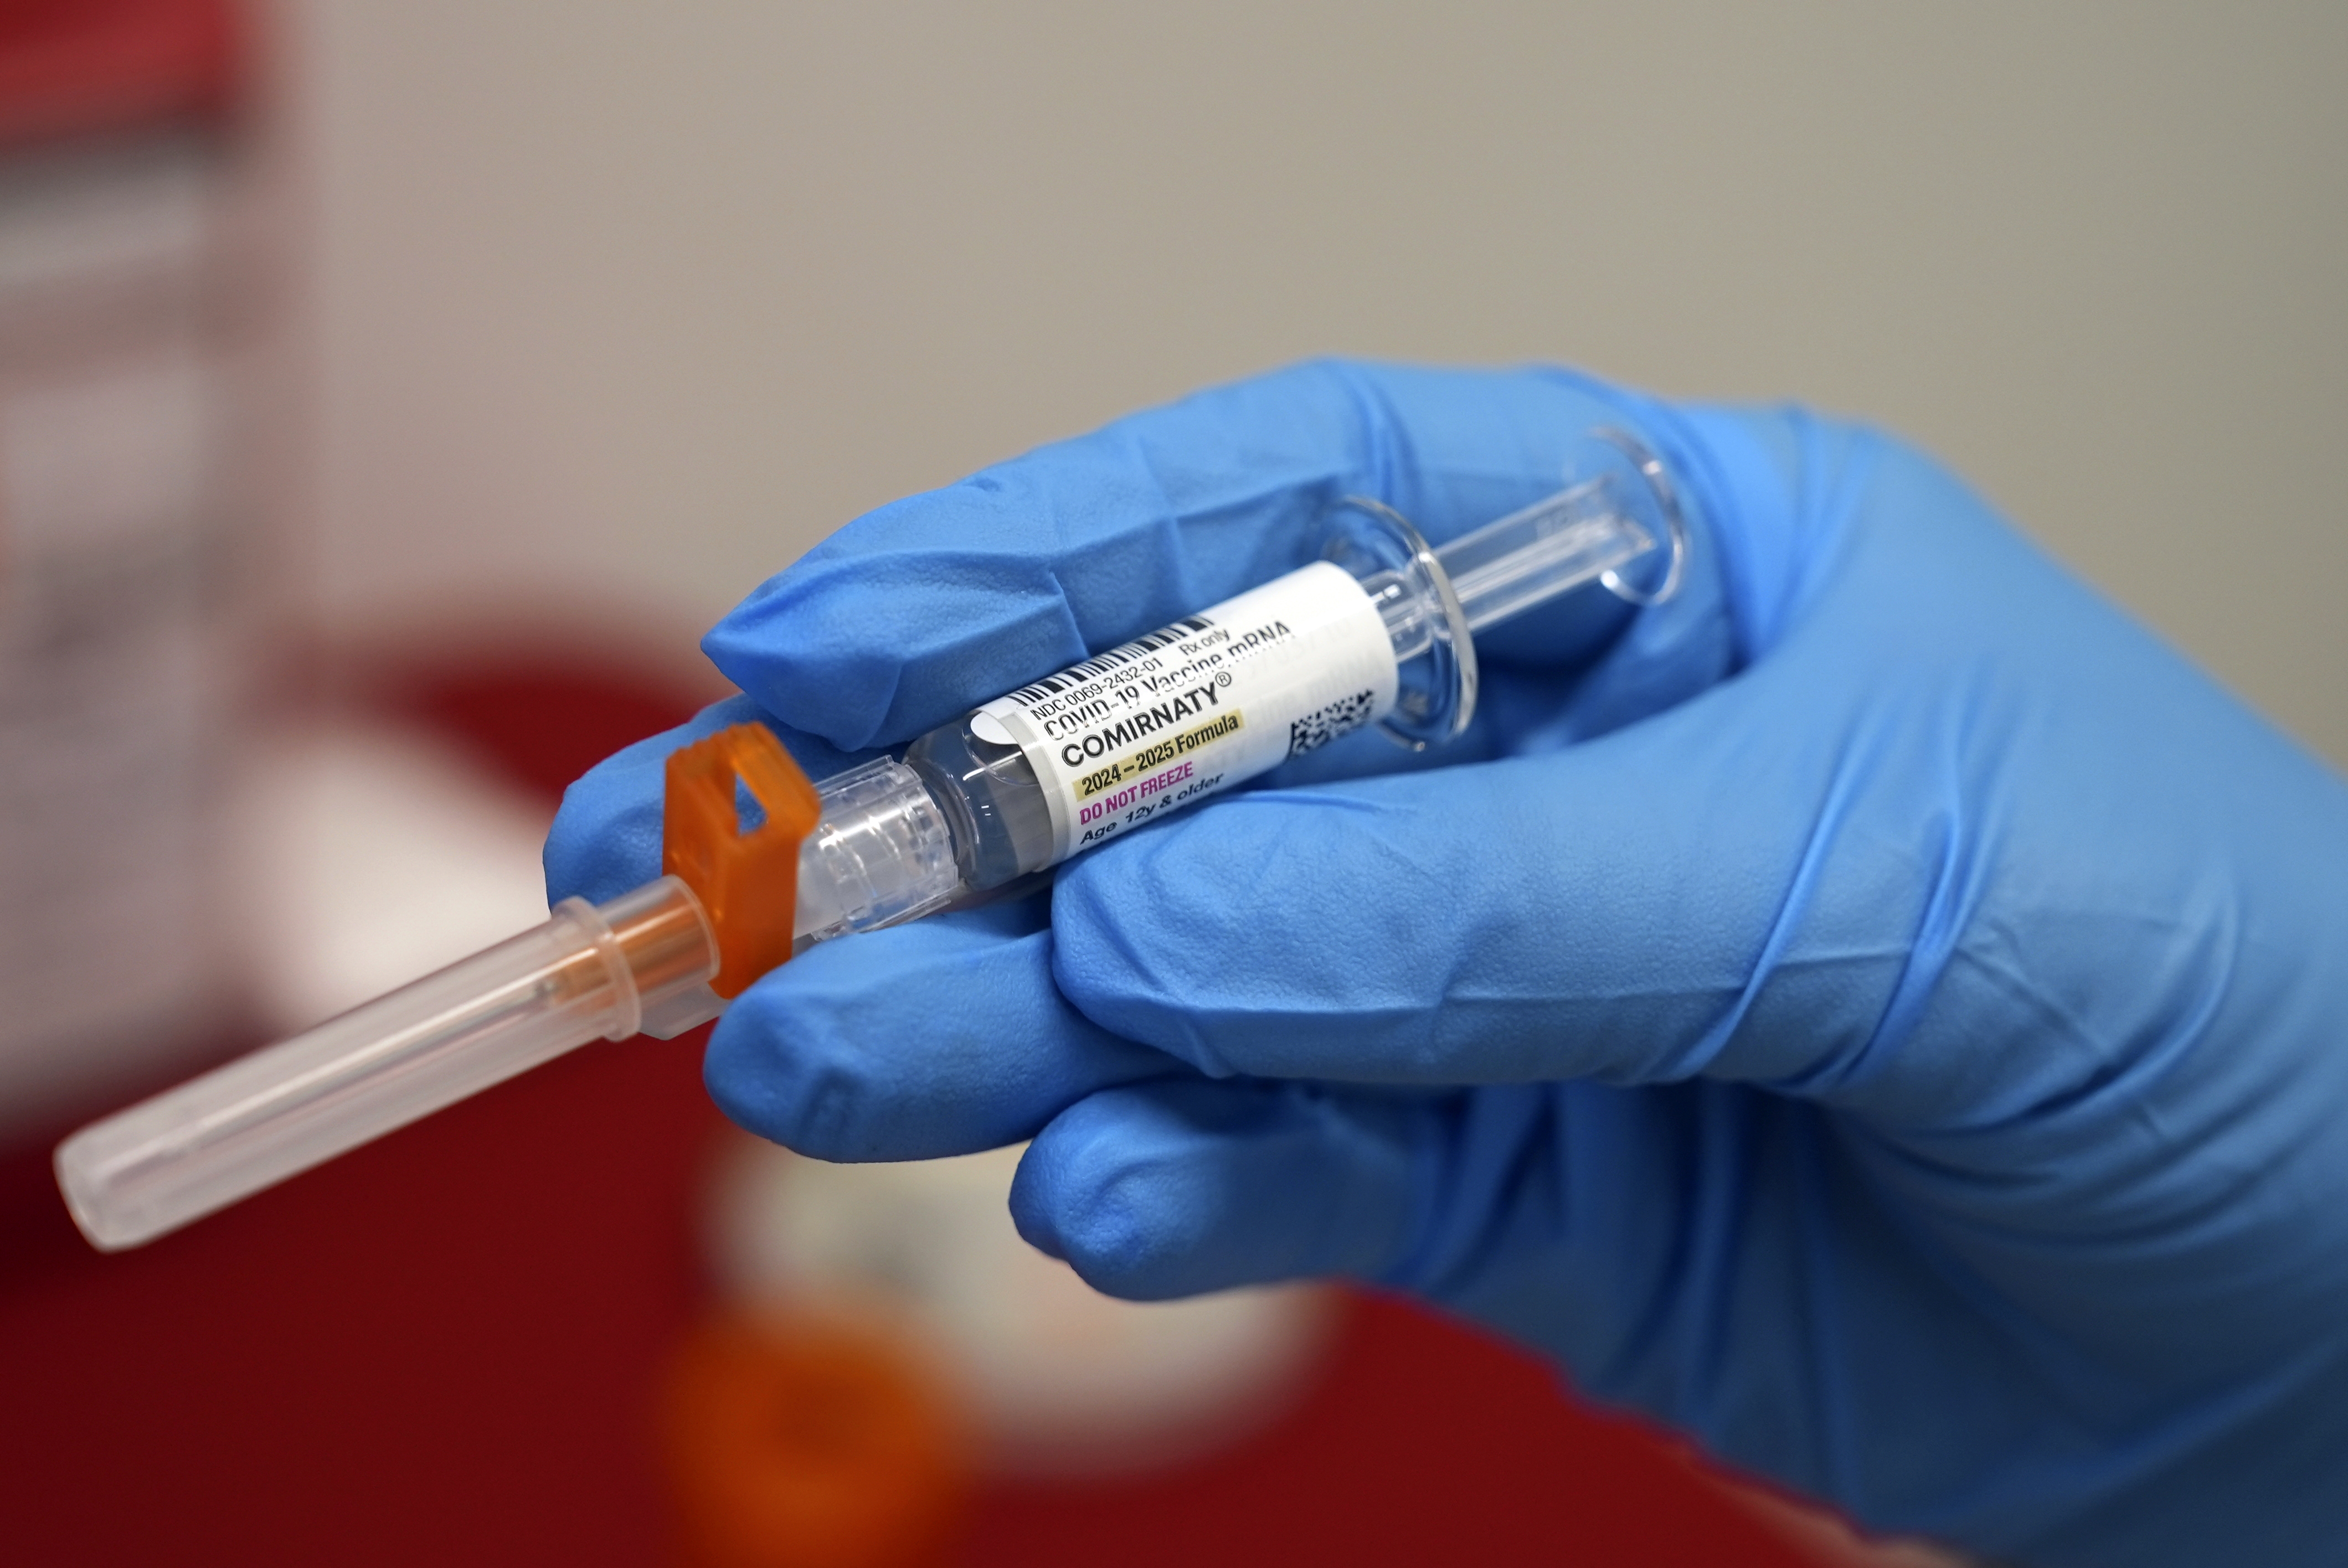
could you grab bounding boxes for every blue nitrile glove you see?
[547,361,2348,1567]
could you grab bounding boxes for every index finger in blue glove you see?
[705,892,1185,1162]
[706,359,1675,751]
[548,696,1185,1160]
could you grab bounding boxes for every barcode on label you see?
[1286,689,1378,758]
[1008,616,1214,703]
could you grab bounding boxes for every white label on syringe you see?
[974,560,1400,863]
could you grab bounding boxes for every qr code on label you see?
[1288,690,1377,758]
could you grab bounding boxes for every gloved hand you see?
[547,361,2348,1567]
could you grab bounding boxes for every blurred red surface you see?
[0,654,1825,1567]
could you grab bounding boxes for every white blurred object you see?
[238,720,554,1033]
[707,1134,1336,1478]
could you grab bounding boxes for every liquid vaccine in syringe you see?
[56,428,1686,1251]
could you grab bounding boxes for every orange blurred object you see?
[664,724,821,1000]
[662,1309,971,1568]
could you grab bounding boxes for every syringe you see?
[56,429,1686,1251]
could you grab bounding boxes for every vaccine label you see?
[974,560,1399,862]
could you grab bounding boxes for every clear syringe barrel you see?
[56,878,719,1251]
[887,424,1688,897]
[56,424,1685,1251]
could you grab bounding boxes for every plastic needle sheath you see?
[55,878,719,1251]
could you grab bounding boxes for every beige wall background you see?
[281,2,2348,760]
